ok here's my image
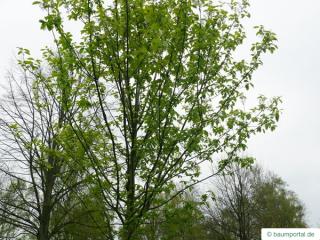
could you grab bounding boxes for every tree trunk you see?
[38,169,55,240]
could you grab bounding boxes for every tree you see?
[205,163,306,240]
[51,186,113,240]
[13,0,280,238]
[0,176,21,240]
[137,187,207,240]
[204,162,258,240]
[0,57,93,239]
[252,173,306,230]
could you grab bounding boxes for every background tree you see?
[51,187,113,240]
[204,163,307,240]
[0,176,22,239]
[6,0,281,238]
[252,173,306,230]
[0,52,102,240]
[204,161,258,240]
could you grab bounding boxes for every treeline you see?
[0,158,306,240]
[119,164,306,240]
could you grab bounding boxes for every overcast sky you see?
[0,0,319,226]
[247,0,320,227]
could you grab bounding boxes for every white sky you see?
[247,0,320,227]
[0,0,319,226]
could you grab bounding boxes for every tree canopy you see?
[0,0,281,239]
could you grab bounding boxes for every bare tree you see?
[206,162,259,240]
[0,61,104,240]
[205,162,306,240]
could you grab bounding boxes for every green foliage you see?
[0,180,36,240]
[3,0,282,238]
[253,175,306,229]
[51,189,113,240]
[137,189,207,240]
